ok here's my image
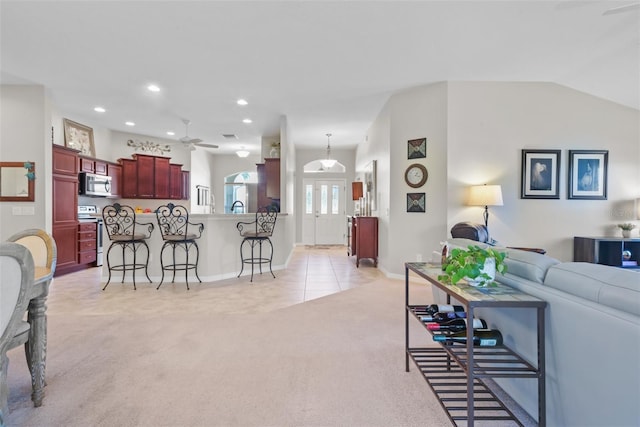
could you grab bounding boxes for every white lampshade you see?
[468,184,504,207]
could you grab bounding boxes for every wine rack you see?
[405,262,547,426]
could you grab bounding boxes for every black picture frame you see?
[406,192,425,212]
[568,150,608,200]
[407,138,426,159]
[521,149,561,199]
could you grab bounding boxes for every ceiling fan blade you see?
[195,143,219,149]
[603,3,640,15]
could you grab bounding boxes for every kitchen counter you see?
[100,213,289,284]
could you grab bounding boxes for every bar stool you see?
[155,203,204,290]
[102,204,154,290]
[236,207,277,282]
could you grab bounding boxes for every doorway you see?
[302,179,346,245]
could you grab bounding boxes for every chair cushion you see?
[164,234,199,241]
[242,232,272,239]
[111,234,148,242]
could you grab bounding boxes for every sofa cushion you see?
[502,247,560,284]
[544,262,640,316]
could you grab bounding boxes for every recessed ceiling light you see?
[166,131,175,136]
[237,99,248,106]
[94,106,106,113]
[242,118,252,124]
[125,121,135,126]
[147,84,160,92]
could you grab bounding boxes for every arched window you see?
[224,171,258,213]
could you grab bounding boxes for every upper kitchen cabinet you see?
[119,154,186,199]
[257,158,280,211]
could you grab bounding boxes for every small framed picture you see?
[568,150,608,200]
[63,118,95,157]
[407,138,426,159]
[406,193,426,212]
[521,149,561,199]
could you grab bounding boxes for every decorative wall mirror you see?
[0,162,35,202]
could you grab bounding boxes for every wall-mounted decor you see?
[568,150,608,200]
[0,162,35,202]
[406,192,426,212]
[364,160,377,211]
[521,149,561,199]
[196,185,210,206]
[126,139,171,155]
[63,118,95,157]
[404,163,428,188]
[408,138,427,159]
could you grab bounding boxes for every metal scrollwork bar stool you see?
[236,206,277,282]
[102,203,154,290]
[155,203,204,290]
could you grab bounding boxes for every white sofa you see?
[437,238,640,427]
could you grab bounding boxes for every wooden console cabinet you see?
[348,216,378,267]
[574,236,640,269]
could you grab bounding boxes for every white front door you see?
[302,179,346,245]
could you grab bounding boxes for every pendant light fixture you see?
[320,133,337,168]
[236,146,250,158]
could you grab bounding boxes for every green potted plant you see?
[438,245,508,287]
[617,223,636,238]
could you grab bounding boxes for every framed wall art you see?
[521,149,561,199]
[364,160,377,211]
[63,118,95,157]
[407,138,426,159]
[406,192,425,212]
[568,150,608,200]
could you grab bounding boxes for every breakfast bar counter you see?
[99,213,290,284]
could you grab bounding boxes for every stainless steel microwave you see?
[79,172,112,197]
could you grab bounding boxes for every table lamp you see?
[468,184,503,228]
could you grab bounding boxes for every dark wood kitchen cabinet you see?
[170,163,183,199]
[120,158,137,198]
[119,154,174,199]
[107,162,122,198]
[77,221,97,265]
[256,158,280,211]
[181,171,190,200]
[52,144,79,276]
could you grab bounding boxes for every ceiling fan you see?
[178,119,219,150]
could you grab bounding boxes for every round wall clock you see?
[404,163,428,188]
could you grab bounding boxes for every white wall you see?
[387,83,449,274]
[359,81,640,276]
[0,85,49,240]
[447,82,640,259]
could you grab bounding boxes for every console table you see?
[347,216,378,267]
[405,262,547,426]
[574,236,640,269]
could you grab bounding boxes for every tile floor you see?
[47,245,387,316]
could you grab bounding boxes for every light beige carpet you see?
[6,273,458,427]
[5,249,534,427]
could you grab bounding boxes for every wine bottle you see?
[421,311,467,323]
[432,329,503,347]
[416,304,464,316]
[427,317,487,331]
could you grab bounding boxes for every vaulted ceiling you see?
[1,1,638,155]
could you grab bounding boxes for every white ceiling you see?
[1,1,638,155]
